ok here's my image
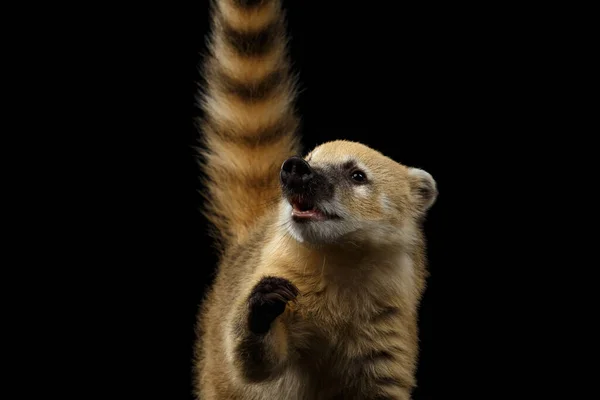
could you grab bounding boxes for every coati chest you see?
[273,300,416,399]
[282,261,419,388]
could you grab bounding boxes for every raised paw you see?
[247,276,299,334]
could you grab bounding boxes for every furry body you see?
[194,1,437,399]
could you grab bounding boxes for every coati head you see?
[278,140,437,246]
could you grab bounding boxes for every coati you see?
[194,0,438,399]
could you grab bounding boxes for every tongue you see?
[291,202,326,220]
[292,208,321,219]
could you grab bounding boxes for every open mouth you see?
[289,196,336,222]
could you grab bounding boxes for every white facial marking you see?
[354,185,369,198]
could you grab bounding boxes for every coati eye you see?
[350,170,367,183]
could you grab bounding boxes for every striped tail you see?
[198,0,301,250]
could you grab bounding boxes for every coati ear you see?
[407,167,438,212]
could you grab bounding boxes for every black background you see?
[185,2,447,398]
[178,2,464,398]
[117,1,500,399]
[38,1,569,399]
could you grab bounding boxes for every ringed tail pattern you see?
[198,0,301,249]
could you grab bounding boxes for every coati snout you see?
[280,156,313,194]
[280,156,336,220]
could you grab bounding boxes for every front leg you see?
[230,276,299,383]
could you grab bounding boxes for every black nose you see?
[280,156,313,191]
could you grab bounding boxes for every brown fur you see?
[198,0,301,250]
[194,1,437,399]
